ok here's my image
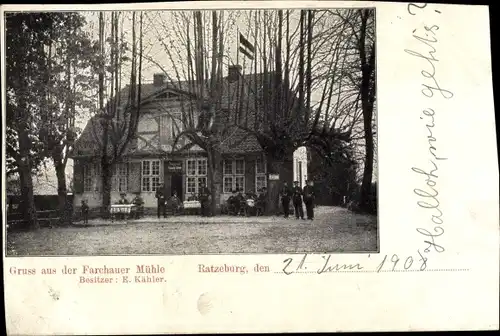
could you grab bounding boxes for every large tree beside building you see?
[37,13,97,224]
[230,9,368,213]
[5,12,94,229]
[141,8,376,214]
[145,9,375,214]
[85,11,144,215]
[145,10,236,215]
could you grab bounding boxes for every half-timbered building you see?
[71,66,308,212]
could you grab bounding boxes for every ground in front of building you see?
[6,207,378,256]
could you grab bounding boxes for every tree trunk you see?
[101,160,113,217]
[357,10,375,213]
[54,158,69,225]
[207,149,222,216]
[18,160,38,230]
[359,103,374,212]
[17,110,38,230]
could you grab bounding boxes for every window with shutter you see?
[127,161,142,193]
[73,160,84,194]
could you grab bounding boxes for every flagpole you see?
[236,27,240,67]
[236,26,240,124]
[254,11,258,76]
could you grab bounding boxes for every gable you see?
[71,73,295,158]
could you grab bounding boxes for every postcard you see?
[2,1,498,334]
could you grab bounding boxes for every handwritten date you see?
[376,251,428,272]
[282,253,428,275]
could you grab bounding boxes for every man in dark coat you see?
[292,181,304,220]
[199,181,211,217]
[155,184,167,219]
[118,192,129,204]
[81,200,89,224]
[279,182,292,218]
[303,179,315,220]
[117,193,129,220]
[227,190,238,215]
[256,187,267,216]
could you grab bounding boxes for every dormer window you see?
[156,91,174,100]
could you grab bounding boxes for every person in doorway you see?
[292,181,304,220]
[279,182,292,218]
[155,184,167,219]
[170,191,181,216]
[81,199,89,224]
[303,180,315,220]
[199,181,211,217]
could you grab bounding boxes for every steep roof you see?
[71,71,285,158]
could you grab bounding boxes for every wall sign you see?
[166,161,183,173]
[268,174,280,181]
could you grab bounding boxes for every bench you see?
[7,210,60,229]
[37,210,60,225]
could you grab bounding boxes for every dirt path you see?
[6,207,378,256]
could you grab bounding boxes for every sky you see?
[82,11,298,81]
[78,10,362,129]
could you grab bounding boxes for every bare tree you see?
[145,9,376,214]
[145,10,237,214]
[90,11,144,214]
[331,8,376,211]
[229,9,366,213]
[5,13,93,229]
[39,13,96,224]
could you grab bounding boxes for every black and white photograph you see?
[4,8,377,256]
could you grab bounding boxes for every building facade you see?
[71,69,307,211]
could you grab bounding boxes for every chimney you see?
[227,65,242,82]
[153,73,166,87]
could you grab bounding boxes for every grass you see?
[6,206,378,256]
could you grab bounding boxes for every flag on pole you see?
[239,33,255,60]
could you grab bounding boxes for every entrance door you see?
[171,173,183,200]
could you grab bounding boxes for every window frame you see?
[83,163,93,192]
[255,157,267,192]
[159,112,184,148]
[113,162,128,192]
[223,158,245,193]
[186,158,208,198]
[83,162,100,192]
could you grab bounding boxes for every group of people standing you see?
[155,185,182,218]
[279,180,315,220]
[79,179,316,222]
[149,179,315,220]
[115,192,145,219]
[226,187,267,216]
[155,181,212,218]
